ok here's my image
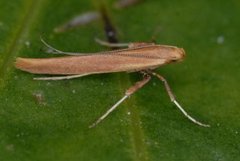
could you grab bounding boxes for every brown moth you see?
[15,38,210,128]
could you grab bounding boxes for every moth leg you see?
[40,37,88,56]
[150,71,210,127]
[89,74,151,128]
[34,73,90,81]
[95,38,129,48]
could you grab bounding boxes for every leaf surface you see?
[0,0,239,161]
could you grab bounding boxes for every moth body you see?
[15,44,185,75]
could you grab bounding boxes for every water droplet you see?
[217,35,224,44]
[72,89,76,94]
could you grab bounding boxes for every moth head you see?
[171,47,185,62]
[154,45,185,62]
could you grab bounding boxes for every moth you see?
[15,38,210,128]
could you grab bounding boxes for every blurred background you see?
[0,0,239,161]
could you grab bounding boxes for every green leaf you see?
[0,0,240,161]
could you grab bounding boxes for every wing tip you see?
[15,57,27,69]
[15,57,35,73]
